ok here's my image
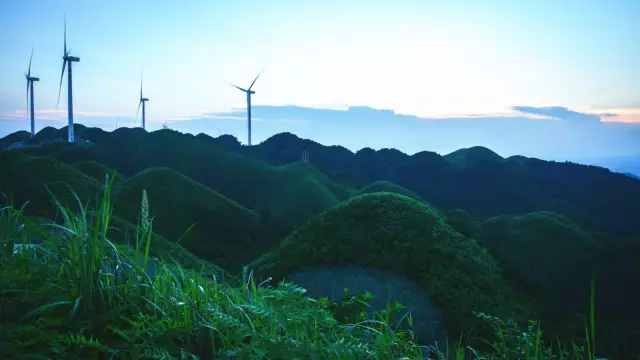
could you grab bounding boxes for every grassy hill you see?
[476,212,598,314]
[0,130,31,149]
[18,129,353,232]
[114,167,272,272]
[0,150,101,219]
[17,126,640,239]
[3,126,635,357]
[251,192,531,340]
[229,132,640,238]
[5,186,585,359]
[106,214,230,281]
[71,160,127,186]
[443,146,505,169]
[0,151,246,276]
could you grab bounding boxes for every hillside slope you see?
[114,167,275,272]
[231,132,640,238]
[0,150,100,218]
[19,129,353,232]
[476,212,597,314]
[251,192,531,338]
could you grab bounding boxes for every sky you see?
[1,0,639,166]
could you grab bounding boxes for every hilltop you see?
[443,146,505,169]
[251,192,531,342]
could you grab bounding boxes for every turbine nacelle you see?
[140,98,149,102]
[64,55,80,62]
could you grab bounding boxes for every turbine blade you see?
[231,84,248,92]
[28,46,33,77]
[136,100,142,122]
[64,13,67,55]
[140,71,143,99]
[248,68,264,91]
[57,60,66,109]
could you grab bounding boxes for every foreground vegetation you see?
[0,175,601,359]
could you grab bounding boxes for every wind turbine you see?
[231,68,263,146]
[56,14,80,143]
[136,71,149,130]
[25,47,39,137]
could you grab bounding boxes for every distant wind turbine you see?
[25,47,39,137]
[136,71,149,130]
[56,14,80,143]
[231,68,264,146]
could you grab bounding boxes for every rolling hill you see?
[114,166,273,271]
[476,212,598,315]
[2,125,640,357]
[251,192,531,339]
[443,146,505,169]
[15,128,354,232]
[0,150,101,218]
[226,132,640,238]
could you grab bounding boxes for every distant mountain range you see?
[2,125,640,240]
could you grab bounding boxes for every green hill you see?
[444,146,504,169]
[476,212,598,315]
[0,151,232,278]
[25,129,353,232]
[235,132,640,238]
[107,214,230,281]
[114,167,272,272]
[71,160,127,186]
[251,192,529,338]
[357,180,425,202]
[0,130,31,149]
[0,150,100,219]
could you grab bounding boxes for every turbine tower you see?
[25,47,39,137]
[136,71,149,130]
[231,68,263,146]
[56,14,80,143]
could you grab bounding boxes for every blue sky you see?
[1,0,639,162]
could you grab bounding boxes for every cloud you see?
[417,110,556,120]
[0,109,107,121]
[582,107,640,124]
[511,106,604,123]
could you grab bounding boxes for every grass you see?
[475,211,599,337]
[0,173,602,359]
[113,166,270,272]
[250,192,536,339]
[17,129,354,232]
